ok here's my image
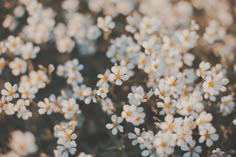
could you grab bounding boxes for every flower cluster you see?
[0,0,236,157]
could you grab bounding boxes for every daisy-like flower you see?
[160,114,181,133]
[14,99,32,120]
[199,126,219,147]
[121,104,136,122]
[9,131,37,156]
[219,95,235,116]
[100,98,115,115]
[84,87,97,104]
[154,132,176,155]
[181,140,202,157]
[1,82,19,101]
[128,128,141,146]
[97,16,115,32]
[18,84,38,99]
[61,98,80,119]
[5,103,15,115]
[9,57,27,76]
[106,115,124,135]
[196,61,211,78]
[38,98,54,115]
[57,129,77,144]
[128,86,152,106]
[21,42,40,60]
[156,97,176,115]
[196,111,213,129]
[140,17,160,34]
[6,36,23,55]
[162,35,179,51]
[96,85,109,98]
[202,74,229,100]
[177,29,198,49]
[109,65,130,85]
[97,69,111,87]
[54,141,77,157]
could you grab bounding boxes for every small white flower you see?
[6,36,23,55]
[9,57,27,76]
[181,140,202,157]
[199,127,219,147]
[106,115,124,135]
[38,98,54,115]
[97,16,115,32]
[96,86,109,98]
[9,131,37,156]
[109,65,130,85]
[61,98,80,119]
[1,82,19,101]
[21,42,40,59]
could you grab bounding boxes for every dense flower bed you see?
[0,0,235,157]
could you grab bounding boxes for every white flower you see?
[109,65,130,85]
[61,0,79,12]
[38,98,54,115]
[128,86,152,106]
[196,111,213,129]
[196,61,211,78]
[106,115,124,135]
[62,98,80,119]
[220,95,235,116]
[154,132,176,155]
[21,42,40,59]
[181,140,202,157]
[128,128,141,146]
[199,127,219,147]
[121,104,136,122]
[140,17,160,34]
[97,70,110,87]
[18,83,38,99]
[6,36,23,55]
[156,97,176,115]
[9,131,37,156]
[202,74,229,100]
[177,29,198,49]
[97,16,115,32]
[57,129,77,144]
[9,58,27,76]
[1,82,19,101]
[54,141,77,157]
[5,103,15,115]
[96,86,109,98]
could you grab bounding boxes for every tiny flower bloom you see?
[181,140,202,157]
[106,115,124,135]
[199,127,219,147]
[9,131,37,156]
[109,65,130,85]
[1,82,19,101]
[9,57,27,76]
[97,16,115,32]
[21,42,40,59]
[96,86,109,98]
[62,98,80,119]
[6,36,23,55]
[38,98,54,115]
